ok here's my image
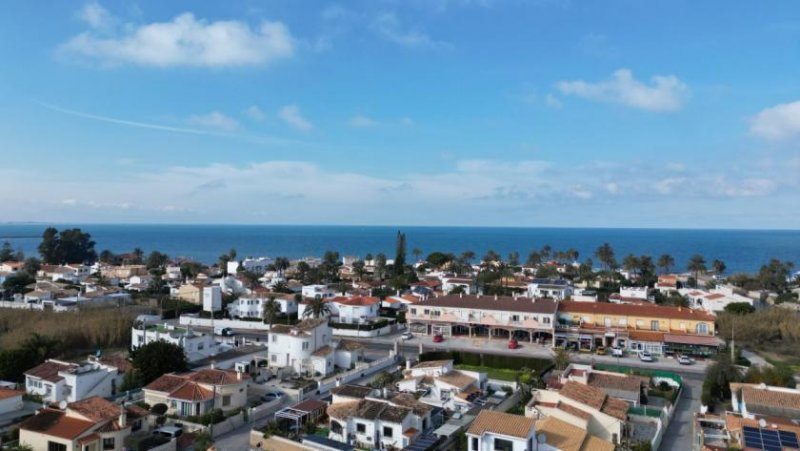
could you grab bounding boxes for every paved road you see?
[660,376,702,451]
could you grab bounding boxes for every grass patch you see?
[455,364,520,381]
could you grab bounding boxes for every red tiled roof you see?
[560,301,715,321]
[69,396,124,422]
[144,374,187,393]
[663,334,721,346]
[24,360,75,383]
[19,409,95,440]
[628,330,665,342]
[332,296,380,306]
[291,399,327,413]
[169,382,214,401]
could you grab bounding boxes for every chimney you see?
[118,404,127,429]
[237,370,242,381]
[406,359,412,370]
[210,361,216,370]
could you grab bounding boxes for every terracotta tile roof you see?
[663,333,721,346]
[587,372,645,394]
[24,360,75,383]
[559,382,628,421]
[188,368,247,385]
[403,427,418,437]
[418,294,558,315]
[19,408,95,440]
[169,381,213,401]
[628,330,665,342]
[98,354,133,373]
[390,393,432,416]
[327,399,411,423]
[560,301,715,321]
[580,435,616,451]
[69,396,124,422]
[466,410,535,439]
[0,387,23,400]
[536,416,587,451]
[332,296,380,306]
[455,385,481,400]
[330,384,376,399]
[741,386,800,411]
[144,374,187,393]
[291,399,328,413]
[78,433,100,445]
[557,401,593,420]
[436,370,476,389]
[327,400,360,420]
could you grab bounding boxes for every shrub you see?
[150,403,168,415]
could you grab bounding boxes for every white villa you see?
[526,278,573,300]
[143,368,249,417]
[227,295,298,319]
[397,360,486,412]
[267,319,364,376]
[679,285,755,314]
[130,323,222,362]
[441,277,476,294]
[24,356,130,404]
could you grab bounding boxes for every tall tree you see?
[758,259,794,293]
[274,256,290,276]
[712,259,727,277]
[302,297,331,319]
[131,248,144,265]
[461,251,475,266]
[132,341,188,385]
[622,254,640,278]
[507,251,520,267]
[262,296,280,327]
[146,251,169,270]
[375,253,387,283]
[37,227,59,263]
[657,254,675,274]
[687,254,707,287]
[394,231,407,276]
[526,251,542,267]
[352,260,366,281]
[0,241,15,262]
[412,248,423,263]
[541,245,552,261]
[38,228,96,264]
[594,243,616,272]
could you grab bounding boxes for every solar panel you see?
[742,426,799,451]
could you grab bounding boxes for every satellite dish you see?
[537,433,547,444]
[759,418,767,429]
[58,400,67,410]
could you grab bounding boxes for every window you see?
[423,309,430,315]
[271,335,277,342]
[612,433,618,444]
[679,322,686,330]
[604,317,612,327]
[511,315,520,322]
[47,442,67,451]
[222,395,231,407]
[411,308,417,315]
[543,317,551,324]
[302,342,309,350]
[635,319,644,328]
[696,322,709,334]
[618,318,627,326]
[493,438,514,451]
[650,320,659,331]
[471,437,478,451]
[383,426,393,437]
[103,438,115,450]
[356,423,366,433]
[271,355,277,362]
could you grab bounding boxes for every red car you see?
[507,338,519,349]
[433,334,444,343]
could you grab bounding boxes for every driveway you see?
[660,376,702,451]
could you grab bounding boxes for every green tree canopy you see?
[38,227,97,264]
[132,340,188,385]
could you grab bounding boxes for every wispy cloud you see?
[278,105,313,131]
[556,68,689,112]
[244,105,267,122]
[348,115,378,128]
[750,100,800,141]
[60,4,295,67]
[370,12,450,49]
[187,111,239,132]
[36,100,216,136]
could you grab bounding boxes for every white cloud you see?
[244,106,267,122]
[556,68,689,112]
[750,100,800,141]
[278,105,313,131]
[545,94,562,108]
[348,115,378,128]
[370,12,449,48]
[187,111,239,132]
[61,9,294,67]
[78,2,115,30]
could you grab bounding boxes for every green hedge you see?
[420,351,552,375]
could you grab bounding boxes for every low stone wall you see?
[317,353,399,393]
[330,323,394,337]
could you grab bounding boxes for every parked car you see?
[507,338,519,349]
[154,426,183,438]
[611,347,624,357]
[677,355,694,365]
[214,326,234,336]
[595,346,607,355]
[432,334,444,343]
[401,331,414,340]
[638,351,654,362]
[262,392,284,403]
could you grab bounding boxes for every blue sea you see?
[0,224,798,274]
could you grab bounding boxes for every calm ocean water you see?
[0,224,798,274]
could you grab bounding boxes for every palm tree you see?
[622,254,640,279]
[274,256,290,277]
[657,254,675,274]
[303,297,331,319]
[352,260,366,281]
[262,296,280,327]
[712,259,726,277]
[412,248,423,263]
[687,254,707,288]
[594,243,616,272]
[526,251,542,267]
[541,245,552,261]
[375,253,387,284]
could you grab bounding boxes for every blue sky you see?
[0,0,798,228]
